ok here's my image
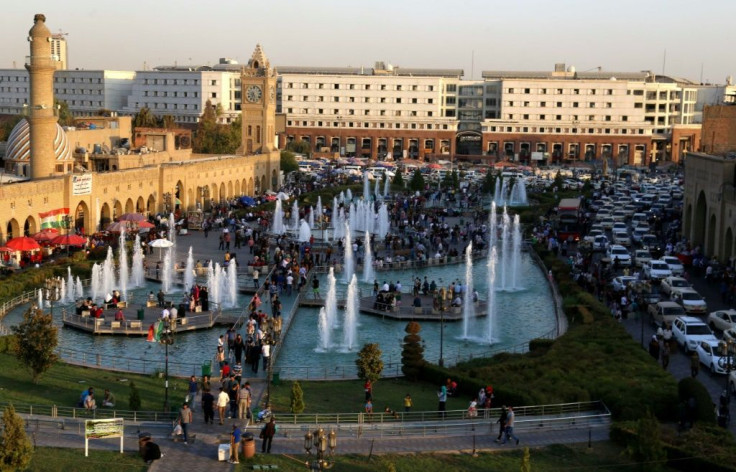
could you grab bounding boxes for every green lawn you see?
[236,442,679,472]
[268,377,465,415]
[0,350,189,413]
[25,448,147,472]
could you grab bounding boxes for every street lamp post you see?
[304,428,337,470]
[44,277,62,317]
[160,318,175,412]
[63,214,72,258]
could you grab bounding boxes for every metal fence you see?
[2,401,178,423]
[56,348,208,378]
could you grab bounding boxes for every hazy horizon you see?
[3,0,734,84]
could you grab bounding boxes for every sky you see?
[3,0,735,84]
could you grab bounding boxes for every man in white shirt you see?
[262,343,271,371]
[217,387,230,425]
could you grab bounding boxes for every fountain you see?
[377,204,389,240]
[184,246,195,292]
[317,307,331,351]
[226,259,238,308]
[131,234,145,288]
[207,261,219,306]
[308,206,315,229]
[363,171,370,201]
[363,231,374,282]
[462,243,474,339]
[489,202,498,249]
[374,177,380,200]
[291,200,300,231]
[511,214,522,289]
[298,220,312,243]
[324,267,339,329]
[59,278,67,304]
[102,247,116,301]
[486,247,497,343]
[37,288,43,310]
[343,221,354,283]
[118,232,129,301]
[272,199,285,235]
[493,177,503,206]
[331,197,338,229]
[66,267,75,302]
[161,247,173,294]
[342,274,358,351]
[75,276,84,300]
[168,212,176,247]
[90,264,101,302]
[316,197,323,224]
[383,175,390,198]
[509,179,528,206]
[346,188,353,202]
[500,208,511,291]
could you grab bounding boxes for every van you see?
[368,166,387,177]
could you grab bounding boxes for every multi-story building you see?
[50,33,68,70]
[276,63,462,159]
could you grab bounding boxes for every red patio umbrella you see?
[118,213,146,222]
[50,234,88,246]
[32,228,60,242]
[0,246,14,252]
[5,237,41,251]
[136,221,155,229]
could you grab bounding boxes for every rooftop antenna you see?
[662,49,666,76]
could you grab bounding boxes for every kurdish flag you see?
[39,208,70,230]
[146,321,165,342]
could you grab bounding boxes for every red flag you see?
[146,323,155,342]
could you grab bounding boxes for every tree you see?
[129,382,141,411]
[281,150,299,174]
[481,170,495,193]
[0,115,24,142]
[408,169,425,192]
[0,405,33,471]
[132,107,159,129]
[401,321,425,380]
[355,343,383,386]
[285,140,311,156]
[192,100,241,154]
[11,306,58,383]
[391,170,404,189]
[161,114,177,129]
[290,381,305,414]
[55,99,74,127]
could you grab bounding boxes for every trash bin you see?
[271,371,280,386]
[138,432,151,457]
[241,432,255,459]
[137,309,145,320]
[201,362,212,378]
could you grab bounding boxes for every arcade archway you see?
[100,203,111,230]
[74,201,90,233]
[24,216,37,237]
[6,219,19,241]
[455,131,482,156]
[693,191,706,248]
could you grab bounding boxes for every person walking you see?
[229,423,241,464]
[691,351,700,378]
[238,382,251,423]
[494,405,508,442]
[661,341,671,370]
[260,417,276,453]
[187,375,199,412]
[648,335,660,361]
[178,402,193,445]
[201,388,214,425]
[500,406,519,445]
[217,387,229,425]
[437,384,447,418]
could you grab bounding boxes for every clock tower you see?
[240,44,277,155]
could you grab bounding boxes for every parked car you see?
[634,249,653,268]
[661,256,685,276]
[671,288,707,315]
[643,260,672,280]
[708,309,736,332]
[695,339,728,375]
[660,276,690,296]
[672,316,717,354]
[648,301,686,328]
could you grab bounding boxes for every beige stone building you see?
[0,14,279,242]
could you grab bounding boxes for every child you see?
[467,399,478,418]
[404,393,413,412]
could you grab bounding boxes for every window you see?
[428,85,434,91]
[590,89,596,95]
[396,98,402,104]
[556,115,562,120]
[573,89,580,94]
[211,92,217,98]
[211,80,216,86]
[635,103,643,108]
[523,101,530,106]
[507,88,514,93]
[524,88,530,94]
[556,102,562,107]
[428,98,434,104]
[446,84,456,92]
[540,114,546,120]
[303,96,308,101]
[397,85,402,91]
[364,97,369,103]
[622,115,628,122]
[412,85,418,91]
[364,84,370,90]
[589,102,595,108]
[349,84,355,90]
[605,115,611,121]
[605,102,612,108]
[412,98,418,104]
[573,102,579,108]
[381,84,387,91]
[540,101,546,107]
[523,114,529,119]
[446,97,455,105]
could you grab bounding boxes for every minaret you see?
[26,14,58,179]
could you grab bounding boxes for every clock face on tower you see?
[246,85,262,103]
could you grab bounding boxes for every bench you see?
[110,321,121,329]
[179,318,188,326]
[413,307,424,315]
[129,321,142,329]
[117,301,127,308]
[146,300,157,307]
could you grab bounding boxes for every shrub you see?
[0,404,33,471]
[290,381,305,414]
[129,382,141,411]
[677,377,716,425]
[401,322,425,380]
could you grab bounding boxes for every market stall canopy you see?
[32,228,60,242]
[50,234,87,246]
[5,237,41,251]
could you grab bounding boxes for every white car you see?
[611,275,638,292]
[672,288,707,315]
[584,229,604,244]
[708,310,736,332]
[672,316,717,354]
[593,235,609,251]
[612,210,628,222]
[660,276,690,296]
[600,216,615,230]
[607,245,632,266]
[661,256,685,276]
[643,260,672,280]
[612,222,628,233]
[631,228,648,244]
[635,223,651,234]
[695,340,728,375]
[612,230,631,247]
[634,249,652,268]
